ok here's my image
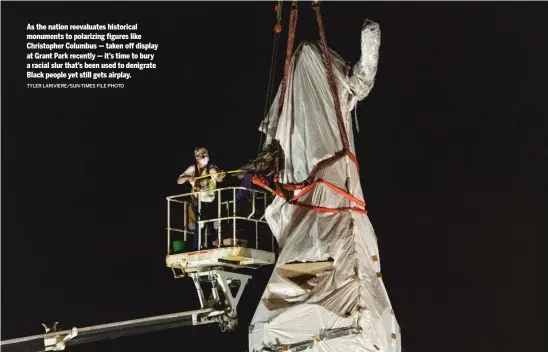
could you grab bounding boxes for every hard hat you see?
[194,147,209,158]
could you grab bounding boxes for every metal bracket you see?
[213,270,250,315]
[171,267,187,279]
[189,269,251,331]
[42,323,78,351]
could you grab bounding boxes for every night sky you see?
[2,1,547,352]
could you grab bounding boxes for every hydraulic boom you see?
[1,269,251,352]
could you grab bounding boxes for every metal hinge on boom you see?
[190,269,251,332]
[42,323,78,351]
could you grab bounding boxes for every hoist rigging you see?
[1,2,402,352]
[257,1,284,155]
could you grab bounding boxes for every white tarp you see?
[249,20,402,352]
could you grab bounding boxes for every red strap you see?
[291,178,365,206]
[293,202,368,215]
[252,176,283,197]
[313,3,349,152]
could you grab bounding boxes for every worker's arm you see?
[177,175,195,184]
[177,166,195,184]
[210,167,225,182]
[348,19,381,102]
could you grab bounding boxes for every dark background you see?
[2,1,547,352]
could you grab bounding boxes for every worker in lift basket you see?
[177,147,225,250]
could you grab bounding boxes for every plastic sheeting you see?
[249,20,401,352]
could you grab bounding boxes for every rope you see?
[257,1,284,155]
[257,30,281,154]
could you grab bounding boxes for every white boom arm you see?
[1,269,251,352]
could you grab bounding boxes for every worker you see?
[207,171,250,248]
[177,147,225,250]
[235,172,253,201]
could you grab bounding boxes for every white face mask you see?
[198,157,209,166]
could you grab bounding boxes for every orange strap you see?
[252,2,367,215]
[252,176,284,197]
[291,179,366,208]
[293,202,368,215]
[253,175,368,214]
